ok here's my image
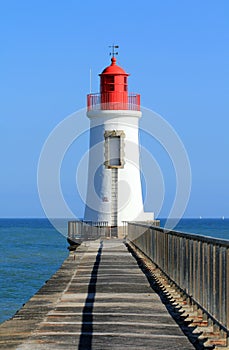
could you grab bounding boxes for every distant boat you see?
[199,216,202,219]
[222,216,225,220]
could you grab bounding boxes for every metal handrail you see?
[87,93,140,111]
[68,220,110,241]
[130,222,229,247]
[127,222,229,332]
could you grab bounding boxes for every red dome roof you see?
[100,57,129,76]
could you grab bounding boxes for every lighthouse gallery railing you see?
[127,222,229,333]
[87,93,140,111]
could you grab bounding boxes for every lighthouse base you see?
[117,219,160,239]
[68,219,160,243]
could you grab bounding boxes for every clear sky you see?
[0,0,228,218]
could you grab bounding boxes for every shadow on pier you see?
[78,241,103,350]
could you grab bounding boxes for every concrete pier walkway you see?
[0,239,196,349]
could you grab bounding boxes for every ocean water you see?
[160,218,229,240]
[0,219,68,324]
[0,218,228,325]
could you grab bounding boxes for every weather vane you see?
[109,44,119,57]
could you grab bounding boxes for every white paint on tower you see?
[84,56,154,229]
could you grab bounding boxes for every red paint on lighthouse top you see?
[87,56,140,112]
[100,57,129,76]
[99,57,129,109]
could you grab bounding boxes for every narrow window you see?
[108,136,121,166]
[104,131,125,169]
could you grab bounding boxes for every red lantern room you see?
[99,57,129,110]
[87,51,140,111]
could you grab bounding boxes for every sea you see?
[0,218,228,324]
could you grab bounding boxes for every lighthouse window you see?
[108,136,121,166]
[124,77,127,91]
[107,84,114,91]
[106,76,115,84]
[104,130,125,169]
[105,76,115,92]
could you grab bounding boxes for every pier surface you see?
[0,239,195,349]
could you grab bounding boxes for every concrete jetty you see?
[0,239,197,349]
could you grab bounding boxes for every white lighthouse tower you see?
[84,50,154,235]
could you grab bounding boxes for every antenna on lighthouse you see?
[109,44,119,57]
[89,68,92,93]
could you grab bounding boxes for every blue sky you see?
[0,0,228,218]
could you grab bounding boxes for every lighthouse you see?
[84,49,154,236]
